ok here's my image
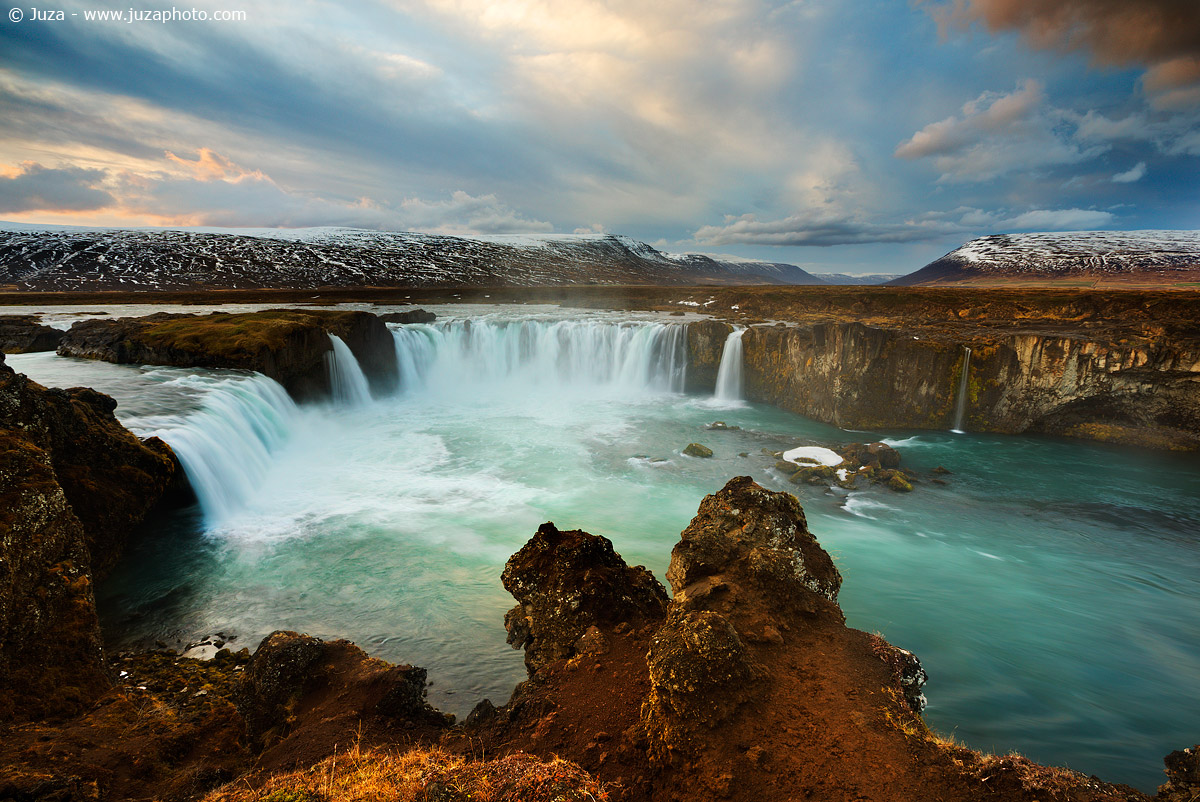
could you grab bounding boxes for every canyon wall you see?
[688,320,1200,449]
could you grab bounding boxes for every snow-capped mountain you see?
[0,224,822,290]
[891,230,1200,286]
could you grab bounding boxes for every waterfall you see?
[389,319,688,395]
[141,373,299,525]
[713,327,747,402]
[326,333,372,405]
[951,346,972,433]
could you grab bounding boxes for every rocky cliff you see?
[473,477,1156,801]
[56,309,398,400]
[4,468,1191,800]
[688,318,1200,449]
[0,353,178,721]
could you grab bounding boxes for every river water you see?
[8,303,1199,791]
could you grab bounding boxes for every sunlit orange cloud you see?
[165,148,268,182]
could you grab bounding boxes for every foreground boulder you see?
[236,631,451,758]
[479,477,1151,802]
[502,522,668,674]
[57,309,398,400]
[0,353,178,720]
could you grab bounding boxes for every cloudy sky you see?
[1,0,1197,273]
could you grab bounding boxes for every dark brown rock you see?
[237,630,448,750]
[502,522,668,674]
[1159,745,1200,801]
[378,309,437,324]
[684,319,734,394]
[642,608,758,754]
[57,309,398,401]
[665,475,842,622]
[0,353,178,720]
[0,314,64,353]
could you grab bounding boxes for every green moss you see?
[134,310,366,358]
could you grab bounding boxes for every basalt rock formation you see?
[0,314,64,352]
[56,308,398,400]
[378,308,437,324]
[481,477,1152,801]
[3,465,1190,800]
[0,353,178,720]
[688,317,1200,450]
[502,522,669,674]
[235,631,451,761]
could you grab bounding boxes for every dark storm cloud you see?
[0,163,114,212]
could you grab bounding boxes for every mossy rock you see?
[887,474,914,492]
[789,465,838,485]
[683,443,714,458]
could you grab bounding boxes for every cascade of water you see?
[388,319,688,395]
[390,324,440,394]
[713,326,747,401]
[951,346,972,433]
[326,333,373,405]
[142,373,299,525]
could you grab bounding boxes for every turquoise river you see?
[8,303,1200,792]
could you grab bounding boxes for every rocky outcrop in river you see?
[477,476,1153,801]
[4,464,1191,800]
[0,315,64,353]
[56,309,398,400]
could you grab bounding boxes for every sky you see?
[0,0,1197,274]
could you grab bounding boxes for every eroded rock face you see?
[237,631,448,750]
[57,309,398,400]
[0,354,178,719]
[732,322,1200,450]
[0,314,64,353]
[502,522,668,674]
[642,608,757,753]
[379,309,437,324]
[665,475,842,622]
[684,319,734,394]
[486,476,1147,802]
[1159,746,1200,802]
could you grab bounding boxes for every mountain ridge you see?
[892,230,1200,287]
[0,223,825,290]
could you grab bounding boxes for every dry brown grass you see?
[203,742,608,802]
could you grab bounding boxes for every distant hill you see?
[0,224,824,291]
[814,273,901,285]
[891,230,1200,287]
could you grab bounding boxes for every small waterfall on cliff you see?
[142,373,299,525]
[389,319,687,395]
[951,346,972,433]
[713,327,747,402]
[326,333,373,405]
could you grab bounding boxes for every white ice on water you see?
[780,446,843,466]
